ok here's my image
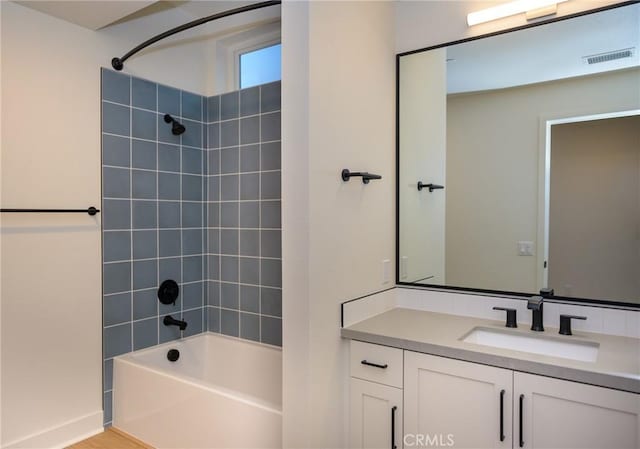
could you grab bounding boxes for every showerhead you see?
[164,114,186,136]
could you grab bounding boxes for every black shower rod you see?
[112,0,281,71]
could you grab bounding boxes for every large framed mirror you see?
[397,1,640,307]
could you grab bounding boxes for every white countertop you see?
[341,307,640,393]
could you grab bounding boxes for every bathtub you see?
[113,333,282,449]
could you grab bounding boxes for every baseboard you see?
[2,411,103,449]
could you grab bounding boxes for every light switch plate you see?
[517,241,534,256]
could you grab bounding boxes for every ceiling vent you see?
[583,48,635,65]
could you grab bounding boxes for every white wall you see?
[282,1,395,447]
[0,3,211,447]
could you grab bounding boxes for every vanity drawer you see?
[350,340,403,388]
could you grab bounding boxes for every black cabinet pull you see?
[499,390,505,442]
[519,394,524,447]
[361,360,388,369]
[391,406,397,449]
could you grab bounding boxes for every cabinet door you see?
[350,378,403,449]
[404,351,513,449]
[515,372,640,449]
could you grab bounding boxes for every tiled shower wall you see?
[205,82,282,346]
[101,69,281,426]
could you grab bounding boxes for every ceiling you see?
[444,3,640,93]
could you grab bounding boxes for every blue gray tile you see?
[208,176,220,201]
[207,96,220,122]
[208,255,220,280]
[260,81,281,113]
[221,256,239,282]
[132,201,157,229]
[182,202,203,228]
[102,69,130,105]
[103,167,130,198]
[240,145,260,172]
[159,257,181,284]
[158,84,180,116]
[183,308,203,337]
[182,92,202,121]
[261,201,281,228]
[239,202,259,228]
[132,170,156,199]
[104,391,113,425]
[159,230,181,257]
[221,309,239,337]
[182,282,203,309]
[221,91,239,120]
[158,114,180,145]
[261,316,282,346]
[159,201,180,228]
[261,112,280,141]
[221,175,239,201]
[133,230,157,260]
[182,175,202,201]
[104,323,131,358]
[221,202,239,228]
[103,199,130,230]
[208,203,220,227]
[182,229,202,255]
[240,312,260,342]
[183,120,202,148]
[208,149,220,175]
[261,287,282,317]
[104,359,113,391]
[208,307,220,333]
[102,102,130,136]
[221,120,239,147]
[240,116,259,145]
[132,139,156,170]
[208,281,220,306]
[133,259,157,290]
[261,141,281,171]
[133,288,157,320]
[240,285,259,313]
[221,229,238,255]
[104,293,131,326]
[261,170,280,200]
[239,230,259,256]
[208,229,220,254]
[240,173,259,200]
[158,172,180,200]
[240,257,259,285]
[158,144,180,172]
[183,256,203,283]
[103,231,131,262]
[103,262,131,294]
[132,109,157,140]
[221,282,239,309]
[240,86,259,117]
[261,230,281,258]
[103,134,130,167]
[182,147,203,175]
[132,77,157,111]
[221,148,239,174]
[208,123,220,149]
[261,258,281,287]
[133,317,158,350]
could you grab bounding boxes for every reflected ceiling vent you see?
[583,48,635,65]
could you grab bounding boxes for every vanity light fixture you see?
[467,0,569,26]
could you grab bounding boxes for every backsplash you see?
[101,69,281,426]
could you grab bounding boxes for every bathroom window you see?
[239,43,281,89]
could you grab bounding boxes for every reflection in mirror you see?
[398,3,640,305]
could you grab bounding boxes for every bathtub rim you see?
[114,332,282,414]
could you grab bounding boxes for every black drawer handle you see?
[361,360,388,369]
[519,394,524,447]
[391,406,397,449]
[499,389,505,442]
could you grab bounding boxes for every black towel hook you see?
[417,182,444,192]
[342,169,382,184]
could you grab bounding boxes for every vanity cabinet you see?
[404,351,513,449]
[350,341,403,449]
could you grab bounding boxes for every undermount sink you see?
[461,326,599,363]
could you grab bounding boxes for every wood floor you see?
[67,428,153,449]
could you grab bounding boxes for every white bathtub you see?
[113,333,282,449]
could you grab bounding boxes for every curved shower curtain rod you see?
[111,0,282,71]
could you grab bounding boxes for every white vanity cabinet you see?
[404,351,513,449]
[515,372,640,449]
[350,341,403,449]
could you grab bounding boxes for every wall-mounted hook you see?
[417,182,444,192]
[342,169,382,184]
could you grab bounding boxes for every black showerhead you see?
[164,114,186,136]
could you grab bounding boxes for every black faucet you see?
[163,315,187,331]
[527,296,544,332]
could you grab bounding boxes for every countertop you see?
[341,307,640,393]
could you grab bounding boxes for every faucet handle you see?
[559,315,587,336]
[527,295,543,309]
[493,307,517,328]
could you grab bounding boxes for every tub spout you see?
[164,315,187,331]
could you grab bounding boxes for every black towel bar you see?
[342,169,382,184]
[0,207,100,216]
